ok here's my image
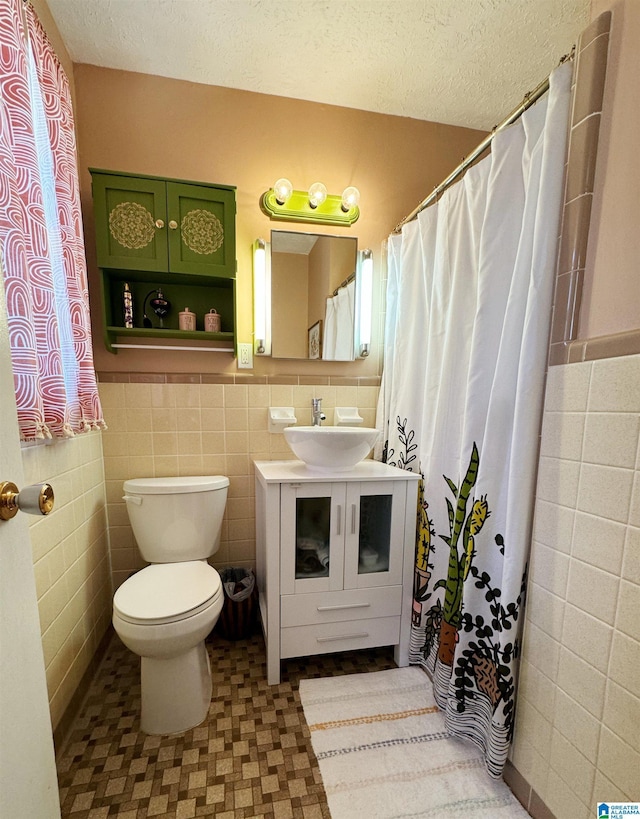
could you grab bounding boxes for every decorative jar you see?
[179,308,196,331]
[204,308,221,333]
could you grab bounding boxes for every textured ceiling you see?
[46,0,590,130]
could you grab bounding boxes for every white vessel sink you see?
[283,426,379,471]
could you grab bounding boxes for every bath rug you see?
[299,666,528,818]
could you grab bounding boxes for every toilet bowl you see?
[112,476,229,735]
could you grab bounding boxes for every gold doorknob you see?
[155,219,165,229]
[168,220,178,230]
[0,481,55,521]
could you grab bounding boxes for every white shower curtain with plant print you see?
[376,62,572,778]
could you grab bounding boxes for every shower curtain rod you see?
[332,271,356,296]
[393,50,574,234]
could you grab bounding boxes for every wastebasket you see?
[216,567,258,640]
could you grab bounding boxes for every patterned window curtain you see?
[0,0,104,441]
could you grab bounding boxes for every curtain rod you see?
[393,50,574,234]
[332,271,355,296]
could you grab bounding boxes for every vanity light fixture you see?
[260,180,360,226]
[253,238,271,355]
[356,248,373,357]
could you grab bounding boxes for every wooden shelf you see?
[106,326,234,342]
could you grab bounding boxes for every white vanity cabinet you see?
[254,460,420,684]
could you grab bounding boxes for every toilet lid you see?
[114,562,222,625]
[123,476,229,495]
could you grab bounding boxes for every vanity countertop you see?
[253,459,421,483]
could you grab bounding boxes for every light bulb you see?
[273,178,293,205]
[308,182,327,209]
[341,186,360,212]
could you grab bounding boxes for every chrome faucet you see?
[311,398,326,426]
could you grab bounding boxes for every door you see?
[0,276,61,817]
[343,481,407,589]
[166,181,236,278]
[280,482,346,594]
[91,171,168,272]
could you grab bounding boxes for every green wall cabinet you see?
[90,169,237,353]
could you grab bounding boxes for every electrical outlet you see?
[237,342,253,369]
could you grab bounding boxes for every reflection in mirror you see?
[270,231,358,360]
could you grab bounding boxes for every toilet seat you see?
[114,562,222,626]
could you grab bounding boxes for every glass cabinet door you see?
[281,483,345,594]
[357,493,393,574]
[294,496,331,579]
[344,481,406,588]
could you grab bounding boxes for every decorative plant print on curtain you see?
[383,423,529,777]
[412,477,435,630]
[421,442,527,769]
[434,443,482,665]
[455,551,528,743]
[383,417,433,632]
[381,415,417,471]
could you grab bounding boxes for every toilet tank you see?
[123,476,229,563]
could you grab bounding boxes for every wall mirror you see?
[269,230,358,360]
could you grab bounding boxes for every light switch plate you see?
[237,343,253,369]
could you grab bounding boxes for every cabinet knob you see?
[168,220,178,230]
[155,219,165,229]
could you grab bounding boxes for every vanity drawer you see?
[280,616,401,659]
[280,586,402,627]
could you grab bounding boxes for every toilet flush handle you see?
[122,495,143,506]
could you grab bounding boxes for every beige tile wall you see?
[21,431,111,731]
[511,354,640,818]
[545,10,640,369]
[99,378,380,589]
[549,12,611,367]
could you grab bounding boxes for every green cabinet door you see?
[167,182,236,278]
[91,173,168,272]
[91,171,237,279]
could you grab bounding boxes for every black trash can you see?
[216,567,258,640]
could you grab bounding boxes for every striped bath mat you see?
[299,666,528,818]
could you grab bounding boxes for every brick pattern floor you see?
[56,628,397,817]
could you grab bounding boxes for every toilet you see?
[113,475,229,735]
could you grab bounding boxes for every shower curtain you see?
[376,62,572,777]
[323,279,355,360]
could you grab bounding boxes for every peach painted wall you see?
[308,238,330,333]
[71,64,484,377]
[581,0,640,338]
[271,253,308,359]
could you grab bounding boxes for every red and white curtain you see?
[0,0,104,441]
